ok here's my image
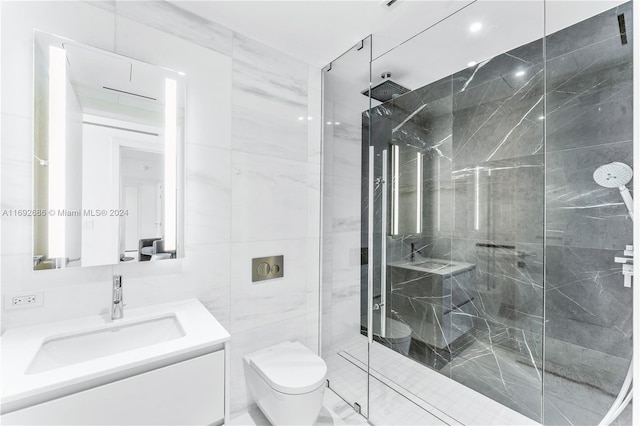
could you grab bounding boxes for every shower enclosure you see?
[321,1,634,425]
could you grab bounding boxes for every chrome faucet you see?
[111,275,124,320]
[410,243,422,262]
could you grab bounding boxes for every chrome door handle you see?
[373,303,385,310]
[367,146,374,344]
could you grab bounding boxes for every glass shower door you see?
[321,37,372,417]
[367,1,546,424]
[543,2,634,424]
[323,2,634,425]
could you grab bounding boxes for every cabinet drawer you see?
[2,351,225,425]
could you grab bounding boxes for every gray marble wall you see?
[544,2,633,424]
[365,37,546,419]
[363,2,633,424]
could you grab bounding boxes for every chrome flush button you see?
[257,262,271,277]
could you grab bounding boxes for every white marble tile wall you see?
[107,0,234,56]
[1,1,120,327]
[321,94,364,337]
[231,152,308,241]
[1,0,321,417]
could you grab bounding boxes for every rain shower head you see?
[593,162,634,220]
[593,162,633,188]
[362,72,410,103]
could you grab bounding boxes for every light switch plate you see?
[252,255,284,282]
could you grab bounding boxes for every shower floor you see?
[324,334,631,425]
[324,334,536,425]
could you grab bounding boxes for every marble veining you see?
[354,3,633,425]
[111,1,233,56]
[233,59,308,114]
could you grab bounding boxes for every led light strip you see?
[48,46,67,259]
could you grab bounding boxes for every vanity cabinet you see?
[1,350,225,425]
[389,262,477,353]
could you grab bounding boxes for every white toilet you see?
[243,341,327,425]
[362,314,412,356]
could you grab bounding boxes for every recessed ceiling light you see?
[469,22,483,33]
[467,61,477,67]
[334,122,341,126]
[515,70,526,77]
[326,121,332,125]
[298,116,304,121]
[538,115,545,120]
[307,116,313,120]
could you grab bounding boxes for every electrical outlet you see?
[13,295,36,306]
[4,292,43,310]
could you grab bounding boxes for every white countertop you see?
[1,298,230,414]
[390,257,476,277]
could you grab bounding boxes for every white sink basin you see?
[391,258,476,276]
[1,299,230,414]
[27,315,185,374]
[412,260,451,270]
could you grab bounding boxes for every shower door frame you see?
[633,2,639,425]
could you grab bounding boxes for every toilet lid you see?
[248,341,327,394]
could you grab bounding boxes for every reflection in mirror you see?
[33,31,185,270]
[390,143,424,236]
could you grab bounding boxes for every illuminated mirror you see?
[390,143,425,236]
[33,31,185,270]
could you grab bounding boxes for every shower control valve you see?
[622,264,633,288]
[614,245,633,288]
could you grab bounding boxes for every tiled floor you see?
[229,388,369,426]
[441,339,632,426]
[325,335,633,425]
[231,341,631,426]
[324,335,538,426]
[233,336,630,425]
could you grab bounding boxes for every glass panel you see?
[368,1,545,423]
[543,2,634,424]
[322,3,634,425]
[321,36,372,416]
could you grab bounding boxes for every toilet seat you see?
[362,315,412,342]
[248,341,327,394]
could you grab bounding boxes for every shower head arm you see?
[619,185,634,220]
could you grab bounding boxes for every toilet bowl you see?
[243,341,327,425]
[362,314,412,356]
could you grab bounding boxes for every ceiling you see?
[170,0,627,70]
[170,0,476,67]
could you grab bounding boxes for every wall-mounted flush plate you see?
[252,255,284,282]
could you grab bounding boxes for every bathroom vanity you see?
[389,258,477,358]
[0,299,230,425]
